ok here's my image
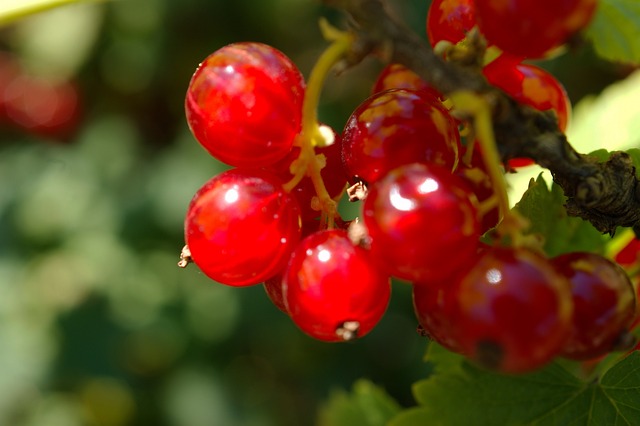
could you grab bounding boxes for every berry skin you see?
[372,64,444,101]
[184,168,301,287]
[426,0,476,47]
[413,281,464,353]
[474,0,598,58]
[283,229,391,342]
[552,252,637,360]
[185,42,305,167]
[264,274,289,314]
[449,247,573,373]
[341,89,460,184]
[483,58,571,132]
[363,163,480,283]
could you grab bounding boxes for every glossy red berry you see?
[363,163,480,283]
[283,229,391,342]
[413,281,464,353]
[185,42,305,167]
[474,0,598,58]
[483,58,571,132]
[552,252,637,360]
[264,274,289,314]
[372,64,444,101]
[426,0,476,47]
[185,168,301,287]
[341,89,460,184]
[449,247,572,373]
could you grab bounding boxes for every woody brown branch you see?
[323,0,640,235]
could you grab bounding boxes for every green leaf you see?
[512,175,607,257]
[390,347,640,426]
[585,0,640,64]
[316,379,401,426]
[567,70,640,155]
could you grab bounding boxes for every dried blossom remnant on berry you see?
[336,320,360,341]
[347,180,368,202]
[177,245,192,268]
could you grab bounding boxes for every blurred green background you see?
[0,1,631,425]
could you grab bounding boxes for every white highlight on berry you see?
[318,249,331,263]
[486,268,502,285]
[224,188,239,204]
[389,186,416,211]
[418,177,439,194]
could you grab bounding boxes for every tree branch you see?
[323,0,640,235]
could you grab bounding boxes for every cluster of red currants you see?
[180,0,638,374]
[0,51,80,140]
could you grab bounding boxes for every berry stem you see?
[0,0,97,26]
[284,20,353,225]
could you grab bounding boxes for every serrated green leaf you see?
[512,174,606,257]
[390,348,640,426]
[316,379,401,426]
[585,0,640,64]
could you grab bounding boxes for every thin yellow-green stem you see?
[0,0,105,27]
[283,25,353,228]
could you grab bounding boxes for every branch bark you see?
[323,0,640,235]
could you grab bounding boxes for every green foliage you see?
[389,344,640,426]
[317,379,402,426]
[585,0,640,64]
[512,175,607,257]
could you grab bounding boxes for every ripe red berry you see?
[372,64,444,101]
[264,274,289,314]
[474,0,598,58]
[184,168,301,287]
[426,0,476,47]
[449,247,573,373]
[341,89,460,184]
[552,252,637,360]
[483,57,571,132]
[363,163,480,283]
[283,229,391,342]
[185,42,305,167]
[413,281,464,353]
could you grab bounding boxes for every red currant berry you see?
[341,89,460,184]
[449,247,572,373]
[363,163,480,283]
[284,229,391,342]
[185,42,305,167]
[413,281,464,353]
[372,64,444,101]
[427,0,476,47]
[474,0,598,58]
[483,58,571,132]
[185,168,301,287]
[614,238,640,267]
[264,274,289,314]
[552,252,637,360]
